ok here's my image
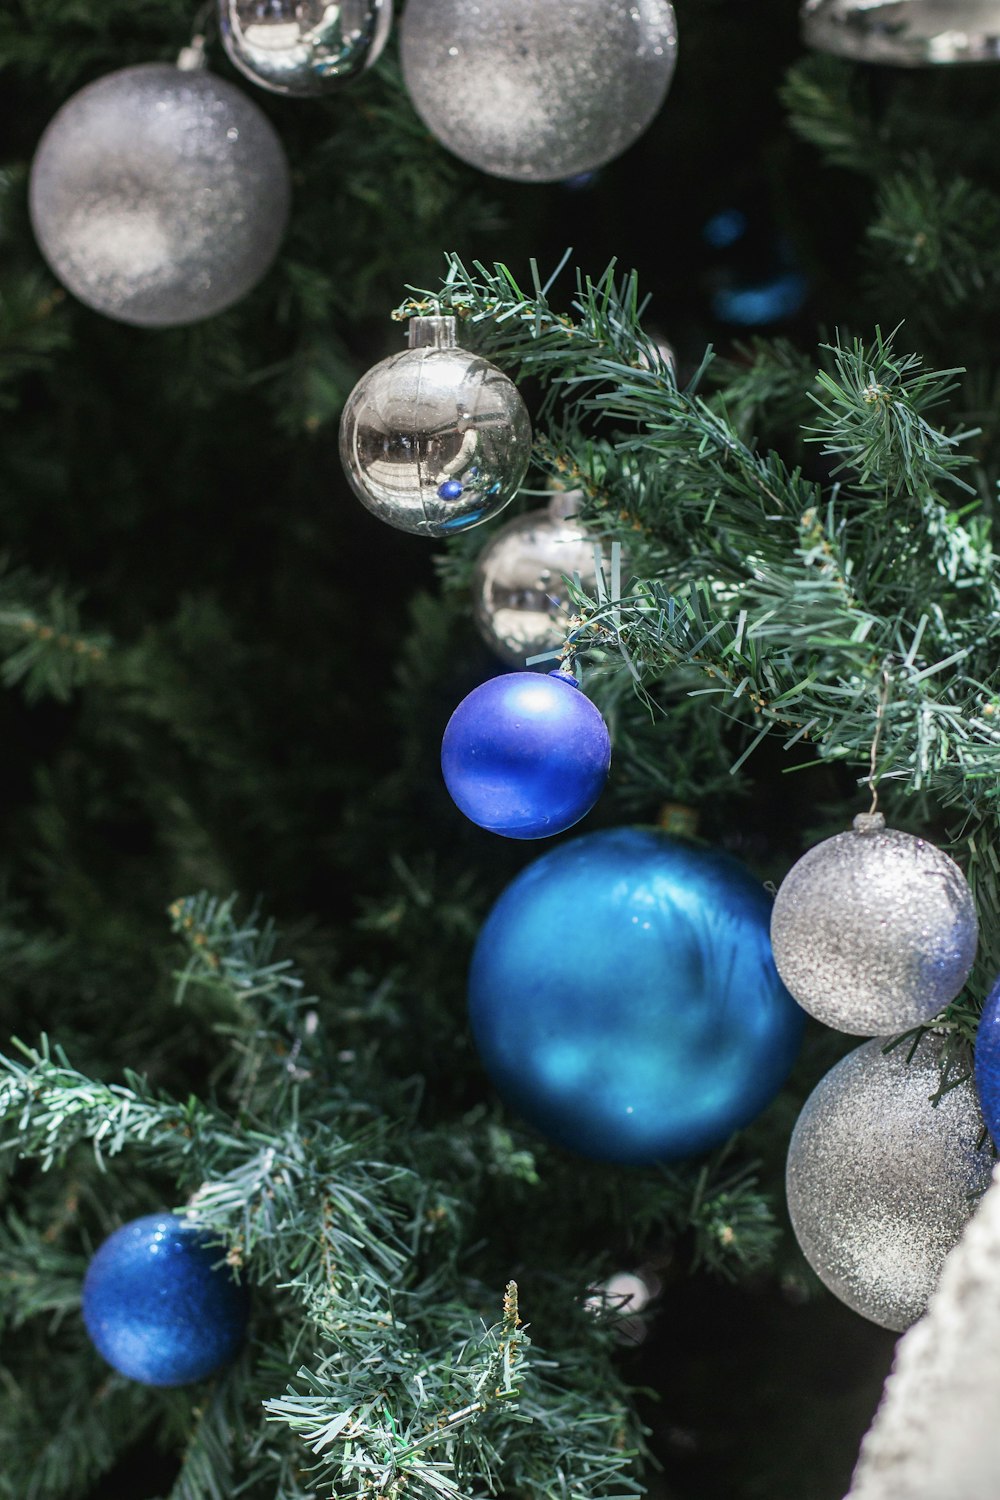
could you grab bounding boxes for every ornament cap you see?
[176,35,208,71]
[852,811,886,834]
[408,315,458,350]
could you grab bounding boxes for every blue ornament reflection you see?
[975,975,1000,1146]
[82,1213,249,1386]
[468,827,804,1163]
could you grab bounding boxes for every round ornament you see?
[472,491,604,667]
[220,0,392,96]
[441,670,610,838]
[399,0,678,184]
[973,974,1000,1147]
[82,1213,250,1386]
[786,1035,991,1331]
[770,813,978,1036]
[468,827,804,1161]
[29,63,291,328]
[339,316,532,537]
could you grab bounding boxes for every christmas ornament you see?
[82,1213,250,1386]
[471,491,603,667]
[339,316,532,537]
[786,1035,991,1332]
[801,0,1000,65]
[973,974,1000,1145]
[467,827,804,1161]
[399,0,678,184]
[220,0,392,96]
[702,203,809,329]
[29,61,290,328]
[441,669,610,838]
[770,813,978,1036]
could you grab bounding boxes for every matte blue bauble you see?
[441,671,610,839]
[468,827,805,1163]
[975,975,1000,1145]
[82,1214,249,1386]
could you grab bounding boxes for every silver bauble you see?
[801,0,1000,65]
[472,491,601,666]
[786,1035,991,1331]
[220,0,392,96]
[339,316,532,537]
[770,813,978,1036]
[29,64,291,328]
[399,0,678,184]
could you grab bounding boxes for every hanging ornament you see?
[28,57,290,328]
[973,973,1000,1145]
[801,0,1000,65]
[468,826,804,1161]
[786,1035,991,1332]
[441,668,610,838]
[339,316,532,537]
[471,491,604,667]
[399,0,679,184]
[82,1214,250,1386]
[770,812,978,1036]
[220,0,392,97]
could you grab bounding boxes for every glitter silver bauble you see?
[472,491,602,666]
[220,0,392,96]
[770,813,978,1036]
[399,0,678,184]
[29,63,291,328]
[339,316,532,537]
[786,1035,991,1331]
[801,0,1000,65]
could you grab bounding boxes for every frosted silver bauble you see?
[399,0,678,184]
[220,0,392,96]
[29,64,291,328]
[339,316,532,537]
[472,491,602,666]
[786,1035,991,1331]
[770,813,978,1036]
[801,0,1000,65]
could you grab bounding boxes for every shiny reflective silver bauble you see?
[399,0,678,183]
[770,813,978,1035]
[472,492,602,666]
[786,1035,991,1331]
[220,0,392,96]
[339,316,532,537]
[801,0,1000,65]
[29,64,291,328]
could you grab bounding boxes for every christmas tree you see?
[2,1,999,1496]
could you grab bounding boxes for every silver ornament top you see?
[220,0,392,96]
[770,819,978,1035]
[400,0,678,183]
[29,64,291,327]
[786,1035,992,1332]
[801,0,1000,65]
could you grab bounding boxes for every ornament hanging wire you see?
[865,664,893,817]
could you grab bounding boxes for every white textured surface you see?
[848,1163,1000,1499]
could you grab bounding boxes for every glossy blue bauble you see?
[468,827,805,1163]
[441,672,611,839]
[82,1214,249,1386]
[975,974,1000,1145]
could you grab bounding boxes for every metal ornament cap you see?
[220,0,392,96]
[786,1035,992,1331]
[28,64,291,327]
[339,337,532,537]
[801,0,1000,65]
[770,815,978,1036]
[441,671,610,838]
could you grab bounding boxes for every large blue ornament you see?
[468,827,805,1163]
[441,671,611,839]
[82,1214,249,1386]
[975,974,1000,1146]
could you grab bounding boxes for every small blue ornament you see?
[82,1214,249,1386]
[438,479,464,500]
[975,975,1000,1145]
[468,827,805,1163]
[441,671,610,838]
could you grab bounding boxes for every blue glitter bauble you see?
[441,672,611,839]
[468,827,805,1163]
[975,975,1000,1145]
[82,1214,249,1386]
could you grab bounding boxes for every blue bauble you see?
[441,671,611,839]
[468,827,805,1163]
[975,975,1000,1146]
[82,1214,249,1386]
